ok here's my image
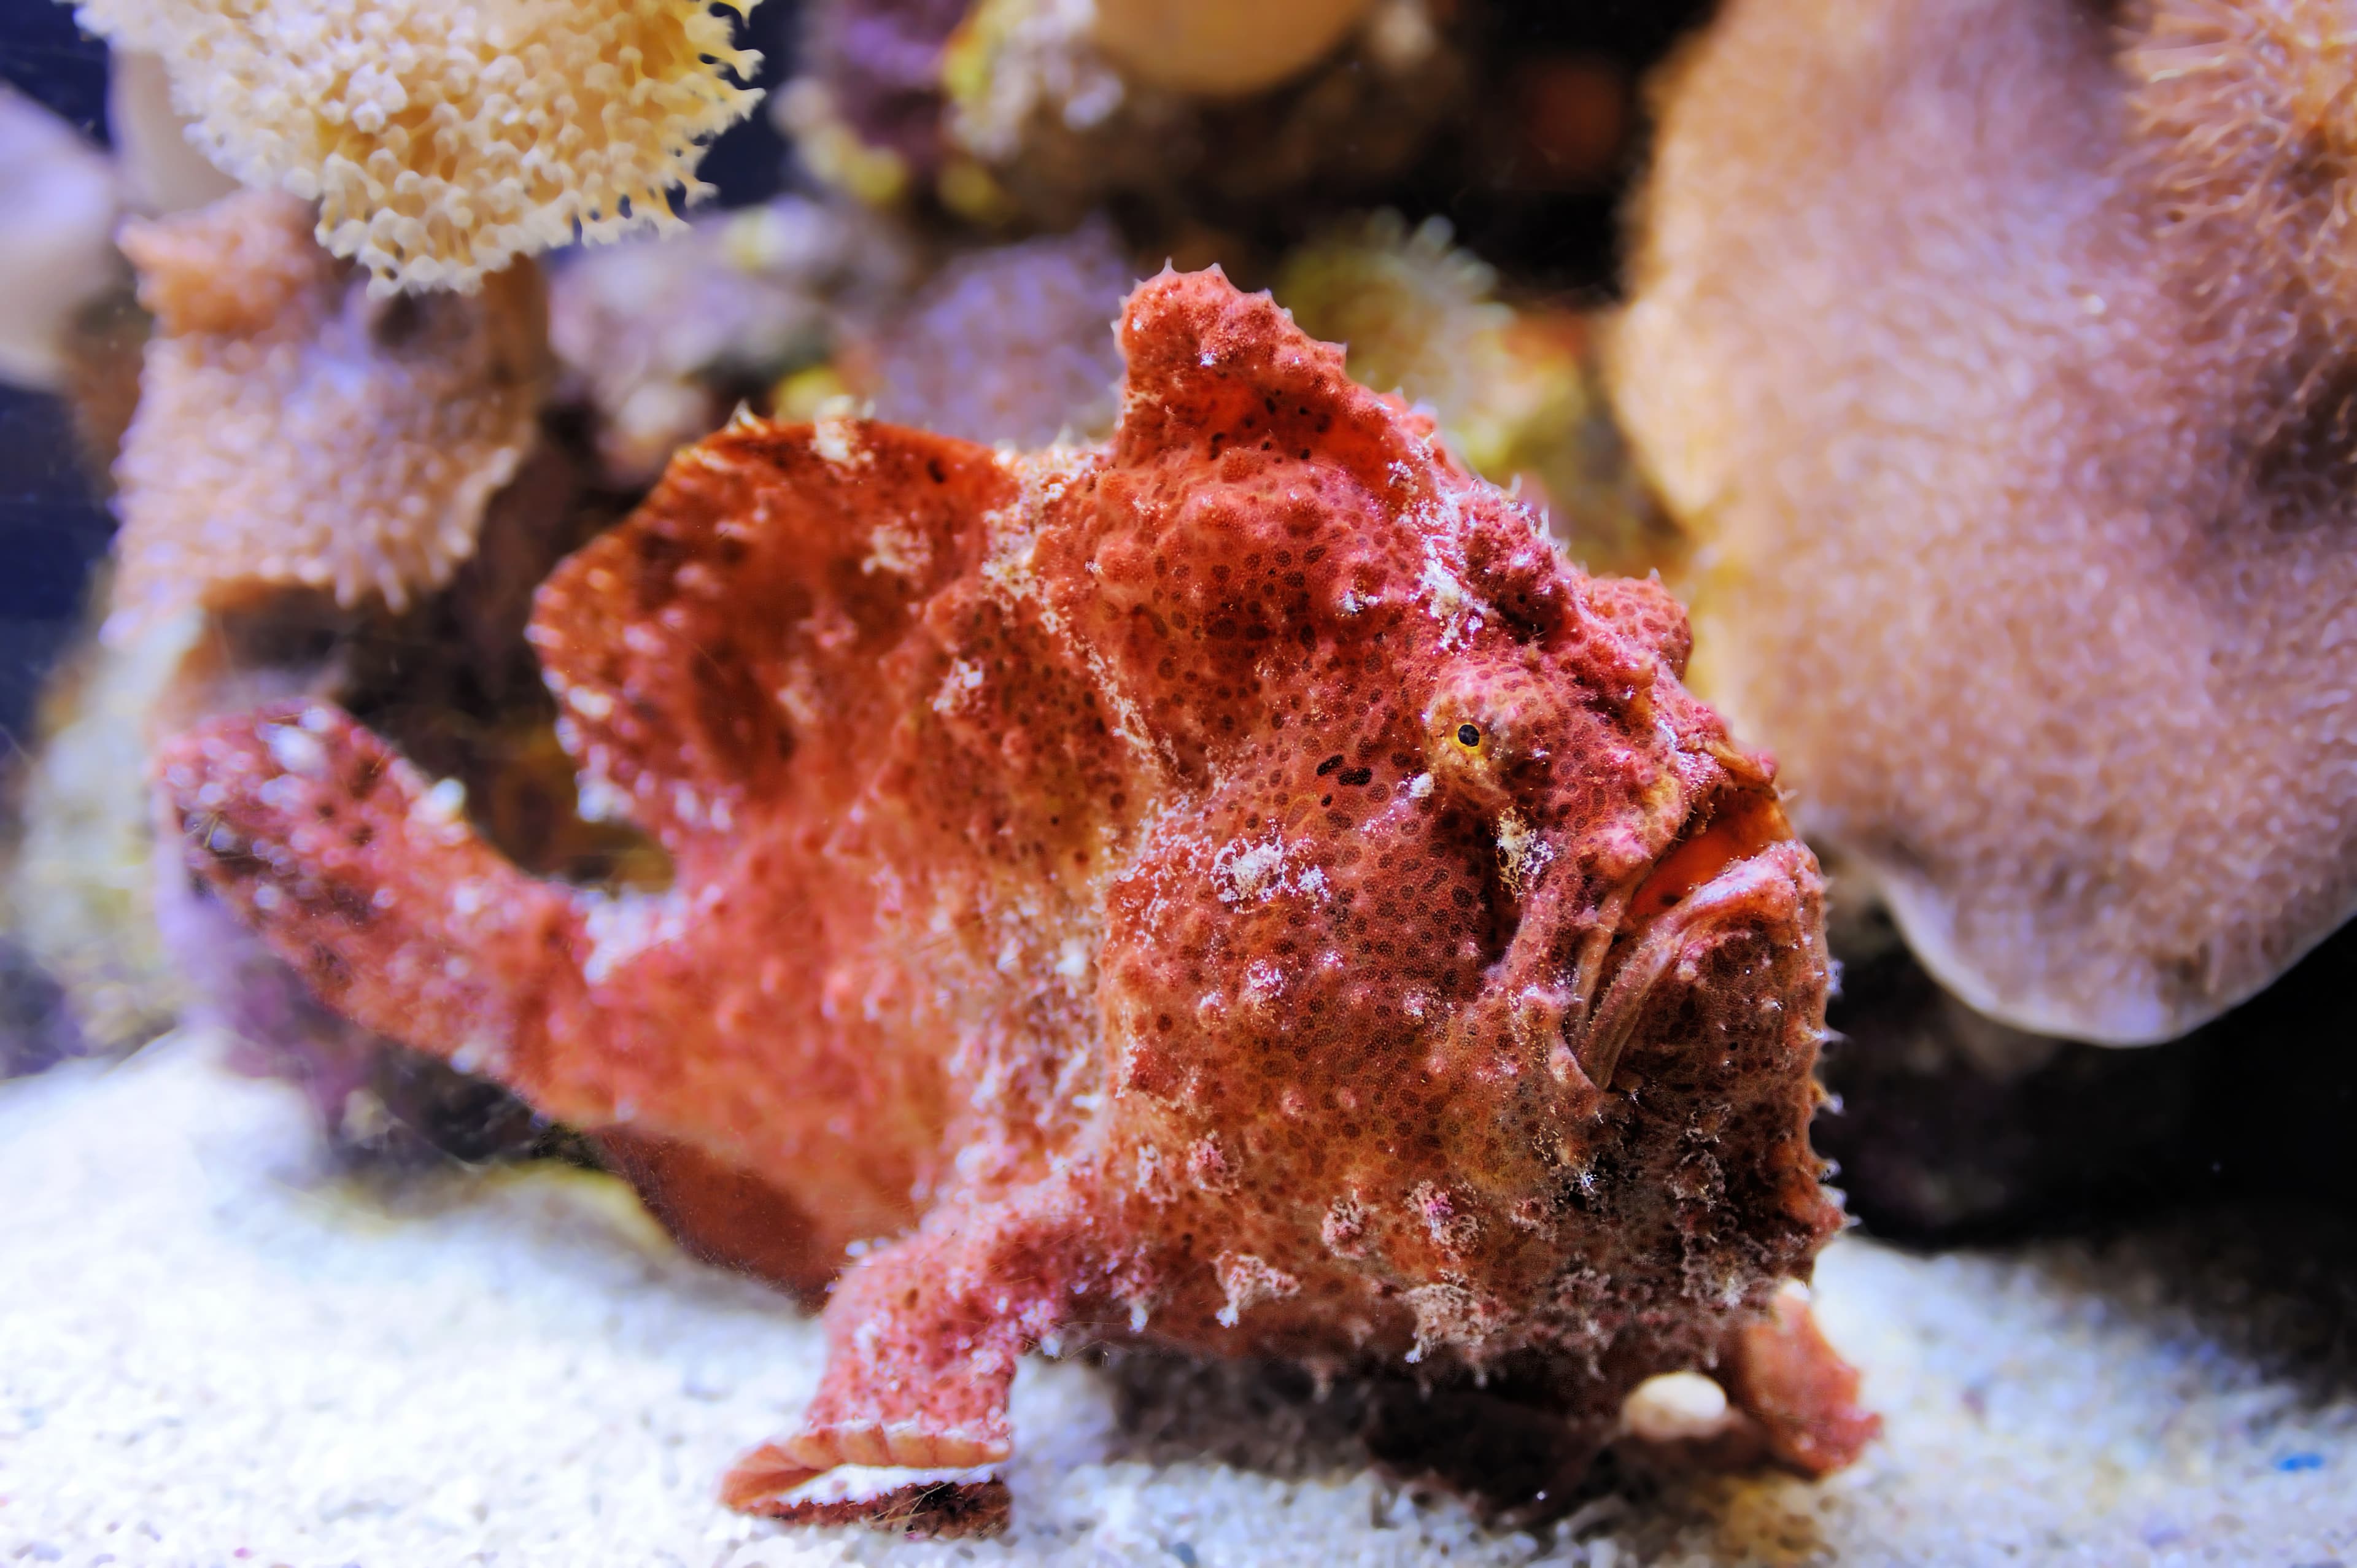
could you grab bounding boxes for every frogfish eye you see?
[1455,723,1482,749]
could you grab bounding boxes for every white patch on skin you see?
[1418,541,1488,649]
[1495,811,1553,894]
[862,519,930,578]
[1213,832,1332,909]
[1240,959,1288,1011]
[1403,1280,1503,1363]
[563,683,614,721]
[1213,1252,1301,1327]
[776,1464,999,1507]
[932,659,988,716]
[810,417,864,466]
[1186,1134,1238,1194]
[261,724,325,778]
[420,777,468,822]
[574,771,632,824]
[580,892,687,985]
[1420,556,1467,620]
[1134,1144,1175,1205]
[1218,841,1284,903]
[1412,1181,1480,1253]
[1322,1194,1369,1259]
[775,663,826,730]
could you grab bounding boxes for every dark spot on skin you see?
[1339,767,1373,787]
[1317,754,1345,776]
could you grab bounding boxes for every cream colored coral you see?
[1612,0,2357,1044]
[74,0,764,295]
[1091,0,1374,95]
[105,190,547,639]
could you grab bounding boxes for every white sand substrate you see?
[2,1033,2352,1567]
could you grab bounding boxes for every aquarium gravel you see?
[2,1032,2351,1567]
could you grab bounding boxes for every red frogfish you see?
[161,269,1873,1532]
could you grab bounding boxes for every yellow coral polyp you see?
[75,0,766,295]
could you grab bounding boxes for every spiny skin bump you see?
[163,270,1868,1527]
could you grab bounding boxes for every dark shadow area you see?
[0,387,113,754]
[0,4,115,751]
[1091,1350,1629,1535]
[1096,1351,1376,1480]
[694,0,800,211]
[0,932,80,1076]
[1819,902,2357,1410]
[2062,1203,2357,1407]
[1422,0,1720,295]
[1818,912,2357,1244]
[0,0,108,141]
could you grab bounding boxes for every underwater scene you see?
[0,1,2352,1563]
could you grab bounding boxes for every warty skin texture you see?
[163,271,1868,1529]
[1612,0,2357,1045]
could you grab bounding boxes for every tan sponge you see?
[107,190,548,636]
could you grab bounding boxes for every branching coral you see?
[106,190,548,639]
[1612,0,2357,1044]
[162,269,1870,1530]
[72,0,766,294]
